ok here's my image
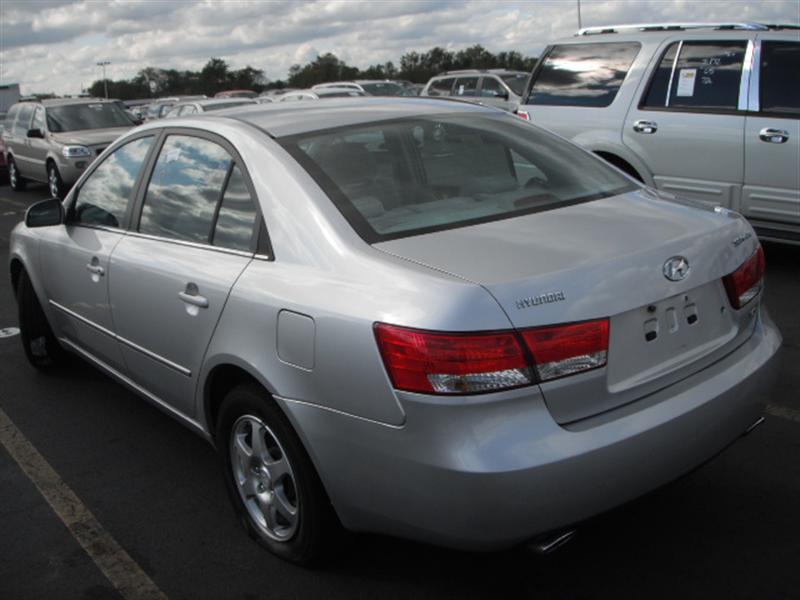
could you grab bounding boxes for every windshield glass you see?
[500,73,529,96]
[280,114,634,242]
[360,82,412,97]
[46,103,134,132]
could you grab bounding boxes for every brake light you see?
[374,318,610,395]
[374,324,532,394]
[517,110,531,121]
[722,246,765,309]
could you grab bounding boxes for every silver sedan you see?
[9,98,781,564]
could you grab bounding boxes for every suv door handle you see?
[85,263,104,276]
[759,128,789,144]
[178,287,209,309]
[633,120,658,134]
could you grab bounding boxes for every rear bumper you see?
[278,309,781,550]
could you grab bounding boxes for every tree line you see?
[86,45,538,100]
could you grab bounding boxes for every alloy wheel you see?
[48,167,60,198]
[9,162,17,187]
[229,414,299,541]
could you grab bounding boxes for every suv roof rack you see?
[576,22,773,35]
[440,69,525,76]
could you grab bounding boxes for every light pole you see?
[577,0,582,30]
[97,60,110,98]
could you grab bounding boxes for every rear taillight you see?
[520,319,609,382]
[374,324,532,394]
[517,110,531,121]
[723,246,765,309]
[374,318,610,395]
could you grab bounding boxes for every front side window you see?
[139,135,233,243]
[31,107,45,132]
[281,114,633,243]
[46,102,133,132]
[453,77,479,97]
[529,42,641,107]
[643,41,747,111]
[480,77,505,97]
[73,136,154,228]
[760,41,800,115]
[501,73,529,96]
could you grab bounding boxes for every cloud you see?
[1,0,798,95]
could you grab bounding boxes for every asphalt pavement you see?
[1,183,798,600]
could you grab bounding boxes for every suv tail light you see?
[723,246,765,309]
[516,110,531,121]
[374,318,609,395]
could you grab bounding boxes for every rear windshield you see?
[501,73,529,96]
[46,103,134,132]
[360,82,413,97]
[280,114,634,243]
[204,101,254,111]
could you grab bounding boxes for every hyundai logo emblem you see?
[663,256,690,282]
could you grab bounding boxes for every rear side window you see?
[453,77,479,97]
[212,165,258,252]
[427,78,454,97]
[760,41,800,115]
[642,41,747,111]
[528,42,640,107]
[73,136,154,228]
[139,135,232,243]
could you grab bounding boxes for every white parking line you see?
[766,403,800,424]
[0,406,168,600]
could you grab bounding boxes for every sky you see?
[1,0,798,95]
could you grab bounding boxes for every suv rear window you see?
[280,114,633,243]
[642,41,747,111]
[528,42,640,107]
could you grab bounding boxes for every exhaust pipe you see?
[527,529,577,554]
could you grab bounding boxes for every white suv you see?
[517,22,800,244]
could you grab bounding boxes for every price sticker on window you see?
[676,68,697,97]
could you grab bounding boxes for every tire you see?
[8,157,27,191]
[17,269,65,369]
[217,383,337,564]
[47,162,65,199]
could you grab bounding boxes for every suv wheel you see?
[17,269,65,369]
[8,158,27,191]
[217,384,337,564]
[47,163,65,199]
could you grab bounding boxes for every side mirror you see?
[25,197,64,228]
[27,128,44,139]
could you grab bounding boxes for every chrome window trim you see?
[748,40,762,112]
[50,299,192,376]
[664,40,683,107]
[738,40,756,111]
[125,230,255,259]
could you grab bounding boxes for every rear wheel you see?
[217,383,337,564]
[8,157,27,191]
[47,163,65,199]
[17,269,64,369]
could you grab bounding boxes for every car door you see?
[742,38,800,233]
[38,134,156,372]
[623,37,751,209]
[109,131,261,417]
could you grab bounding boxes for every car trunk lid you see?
[374,190,762,423]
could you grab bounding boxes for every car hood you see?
[373,189,757,329]
[50,127,131,147]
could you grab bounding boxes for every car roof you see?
[220,96,492,138]
[181,98,257,108]
[554,21,799,44]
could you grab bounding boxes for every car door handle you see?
[759,128,789,144]
[178,291,209,308]
[85,263,105,276]
[633,120,658,134]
